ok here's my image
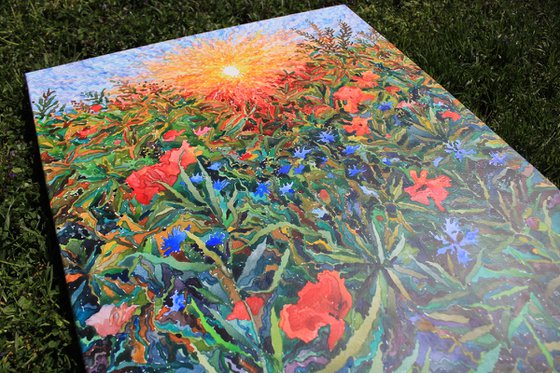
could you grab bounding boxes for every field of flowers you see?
[30,9,560,372]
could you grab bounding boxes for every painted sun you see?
[143,31,305,102]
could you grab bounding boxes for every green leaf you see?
[121,253,213,273]
[179,166,206,204]
[371,219,385,264]
[238,239,268,288]
[197,160,223,218]
[524,319,554,368]
[320,274,382,372]
[370,339,384,373]
[488,285,528,300]
[508,302,530,340]
[474,345,501,373]
[471,267,533,283]
[254,249,290,294]
[207,308,256,351]
[388,234,406,261]
[394,341,419,373]
[420,348,431,373]
[270,308,283,364]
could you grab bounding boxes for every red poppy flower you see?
[442,110,461,121]
[404,170,452,211]
[352,71,380,88]
[159,140,198,170]
[318,189,330,203]
[86,303,137,338]
[333,86,376,113]
[239,152,253,161]
[279,270,352,351]
[162,129,186,141]
[90,104,103,113]
[302,104,333,118]
[385,86,400,94]
[193,126,211,136]
[343,117,370,136]
[226,296,265,321]
[76,127,97,139]
[396,100,416,109]
[126,141,198,204]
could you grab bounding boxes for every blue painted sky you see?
[26,5,375,107]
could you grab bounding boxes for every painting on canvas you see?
[26,5,560,371]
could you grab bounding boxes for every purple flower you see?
[294,164,305,174]
[190,173,204,184]
[489,152,506,166]
[318,130,335,144]
[348,165,366,177]
[378,101,393,112]
[294,147,312,159]
[279,182,295,196]
[433,156,443,167]
[548,192,560,210]
[213,179,230,192]
[343,145,360,156]
[162,226,190,256]
[206,231,227,247]
[433,218,478,266]
[254,182,270,198]
[278,164,292,175]
[445,140,475,161]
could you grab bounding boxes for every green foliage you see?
[0,0,558,371]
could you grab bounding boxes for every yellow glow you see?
[222,65,241,78]
[142,32,304,101]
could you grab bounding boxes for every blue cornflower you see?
[162,226,190,256]
[206,231,227,247]
[343,145,360,156]
[278,164,292,175]
[165,291,186,315]
[320,157,328,165]
[378,101,393,112]
[319,130,336,144]
[213,179,230,192]
[359,185,379,198]
[279,182,295,196]
[208,162,223,171]
[433,218,478,266]
[445,140,475,161]
[382,157,399,166]
[254,182,270,198]
[348,165,366,177]
[294,147,312,159]
[489,152,506,166]
[294,164,305,174]
[190,173,204,184]
[312,208,328,218]
[433,157,444,167]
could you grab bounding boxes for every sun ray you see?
[142,31,305,103]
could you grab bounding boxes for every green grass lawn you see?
[0,0,558,370]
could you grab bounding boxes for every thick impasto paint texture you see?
[26,6,560,372]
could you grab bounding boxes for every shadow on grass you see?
[22,86,85,373]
